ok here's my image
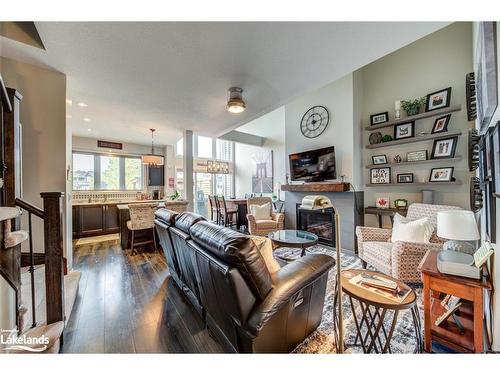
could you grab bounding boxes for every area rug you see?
[273,246,423,354]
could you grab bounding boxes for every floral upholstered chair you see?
[247,197,285,237]
[356,203,461,283]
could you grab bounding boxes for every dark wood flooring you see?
[62,238,224,353]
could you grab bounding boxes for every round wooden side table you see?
[340,269,423,353]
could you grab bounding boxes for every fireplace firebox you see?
[296,203,335,247]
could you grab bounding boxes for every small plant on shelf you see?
[169,189,180,201]
[401,97,426,116]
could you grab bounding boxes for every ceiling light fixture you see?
[142,128,164,166]
[226,87,246,114]
[78,102,88,107]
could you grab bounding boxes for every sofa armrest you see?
[247,213,257,234]
[392,241,442,257]
[356,226,392,243]
[245,253,335,335]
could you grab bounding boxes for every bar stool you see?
[207,195,219,223]
[216,196,238,227]
[127,203,158,254]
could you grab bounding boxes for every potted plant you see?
[401,97,426,116]
[169,189,180,201]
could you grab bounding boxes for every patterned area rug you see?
[273,245,423,354]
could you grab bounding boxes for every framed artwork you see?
[251,149,273,193]
[397,173,414,183]
[375,197,390,209]
[394,121,415,140]
[431,136,458,159]
[370,112,389,126]
[492,122,500,197]
[407,150,427,162]
[370,167,391,184]
[429,167,454,182]
[431,114,451,134]
[372,154,388,165]
[425,87,451,112]
[475,22,498,134]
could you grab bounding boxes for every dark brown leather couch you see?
[154,209,335,353]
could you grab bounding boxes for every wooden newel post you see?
[41,192,65,325]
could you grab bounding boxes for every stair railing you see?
[15,192,65,329]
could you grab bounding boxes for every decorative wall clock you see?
[300,105,329,138]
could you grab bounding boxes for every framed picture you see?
[407,150,428,162]
[251,149,273,193]
[425,87,451,112]
[397,173,414,183]
[370,167,391,184]
[475,22,498,134]
[394,121,415,140]
[429,167,454,182]
[492,122,500,197]
[372,154,388,165]
[431,114,451,134]
[431,136,458,159]
[370,112,389,126]
[375,197,390,209]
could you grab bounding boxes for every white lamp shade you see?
[437,210,479,241]
[142,154,164,166]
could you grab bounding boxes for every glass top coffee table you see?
[268,229,319,261]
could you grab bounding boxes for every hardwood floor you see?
[62,238,224,353]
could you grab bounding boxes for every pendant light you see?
[226,87,246,113]
[142,128,164,166]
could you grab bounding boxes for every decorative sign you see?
[168,177,175,188]
[97,140,122,150]
[370,167,391,184]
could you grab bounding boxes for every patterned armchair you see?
[246,197,285,237]
[356,203,461,283]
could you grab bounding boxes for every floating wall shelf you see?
[365,105,462,131]
[366,131,463,149]
[365,181,461,187]
[365,156,462,169]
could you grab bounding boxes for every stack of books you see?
[348,273,411,303]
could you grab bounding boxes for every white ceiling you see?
[0,22,448,146]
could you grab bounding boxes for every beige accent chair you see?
[127,203,158,253]
[356,203,460,283]
[247,197,285,237]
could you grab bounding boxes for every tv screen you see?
[289,146,336,182]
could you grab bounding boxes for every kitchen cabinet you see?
[73,203,120,238]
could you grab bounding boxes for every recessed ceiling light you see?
[78,102,88,107]
[66,99,73,105]
[87,128,92,132]
[83,117,90,122]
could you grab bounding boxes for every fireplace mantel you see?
[281,182,350,192]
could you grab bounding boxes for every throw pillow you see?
[391,214,434,243]
[250,235,281,274]
[249,203,271,220]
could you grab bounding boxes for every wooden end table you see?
[364,207,407,228]
[418,250,492,353]
[340,269,422,353]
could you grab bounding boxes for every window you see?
[216,139,233,161]
[72,152,144,191]
[73,153,95,190]
[176,138,183,156]
[197,136,213,159]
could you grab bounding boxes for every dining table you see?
[225,198,248,230]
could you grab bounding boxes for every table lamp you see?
[437,210,480,254]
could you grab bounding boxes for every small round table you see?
[268,229,319,262]
[340,269,422,353]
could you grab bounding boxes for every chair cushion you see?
[154,208,177,226]
[391,213,433,243]
[250,203,272,220]
[175,212,206,233]
[250,235,281,274]
[362,241,393,276]
[189,220,273,300]
[255,219,278,228]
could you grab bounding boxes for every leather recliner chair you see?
[154,209,335,353]
[153,209,182,288]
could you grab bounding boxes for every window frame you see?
[72,151,144,191]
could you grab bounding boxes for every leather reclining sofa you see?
[154,208,335,353]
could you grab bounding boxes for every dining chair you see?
[216,196,238,227]
[127,203,158,254]
[207,195,218,222]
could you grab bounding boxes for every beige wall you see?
[1,57,69,265]
[361,22,473,227]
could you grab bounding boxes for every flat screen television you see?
[289,146,336,182]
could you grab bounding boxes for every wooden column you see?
[41,192,65,325]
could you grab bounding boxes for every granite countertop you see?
[72,199,188,207]
[116,200,189,210]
